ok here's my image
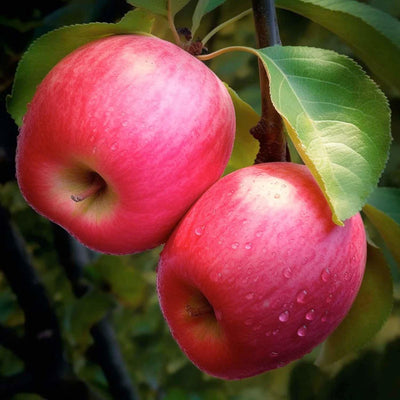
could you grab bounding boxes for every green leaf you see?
[255,45,391,224]
[127,0,168,15]
[224,86,259,175]
[363,188,400,267]
[68,289,115,347]
[127,0,190,17]
[88,255,148,308]
[316,246,393,366]
[7,9,154,126]
[275,0,400,92]
[170,0,192,17]
[191,0,227,36]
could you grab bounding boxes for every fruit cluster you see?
[16,35,366,379]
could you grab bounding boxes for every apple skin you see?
[16,34,235,254]
[157,162,367,380]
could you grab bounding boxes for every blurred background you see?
[0,1,399,399]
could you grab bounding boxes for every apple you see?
[16,34,235,254]
[157,162,366,379]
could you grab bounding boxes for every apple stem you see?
[71,173,105,202]
[251,0,290,163]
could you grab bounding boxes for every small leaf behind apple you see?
[363,187,400,267]
[316,245,393,367]
[127,0,191,17]
[224,86,259,174]
[191,0,227,37]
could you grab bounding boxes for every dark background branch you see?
[0,324,26,360]
[53,225,139,400]
[251,0,289,163]
[0,206,106,400]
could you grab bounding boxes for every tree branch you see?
[251,0,289,163]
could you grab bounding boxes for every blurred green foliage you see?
[1,1,400,399]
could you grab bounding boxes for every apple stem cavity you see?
[185,303,214,318]
[185,293,216,318]
[71,172,106,202]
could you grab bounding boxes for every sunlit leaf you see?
[87,255,148,308]
[7,9,154,126]
[224,86,259,174]
[363,188,400,267]
[275,0,400,92]
[316,246,393,366]
[255,45,391,224]
[68,289,115,347]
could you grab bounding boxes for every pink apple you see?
[157,162,366,379]
[16,34,235,254]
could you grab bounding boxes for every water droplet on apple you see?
[245,242,252,250]
[321,311,328,322]
[305,309,315,321]
[210,271,221,282]
[231,242,239,249]
[272,329,280,336]
[326,294,333,303]
[279,310,290,322]
[270,351,279,358]
[321,268,331,282]
[296,289,308,304]
[245,292,254,300]
[194,226,205,236]
[265,330,272,337]
[283,267,292,279]
[297,325,307,337]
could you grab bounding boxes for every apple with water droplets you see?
[157,162,366,379]
[15,34,235,254]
